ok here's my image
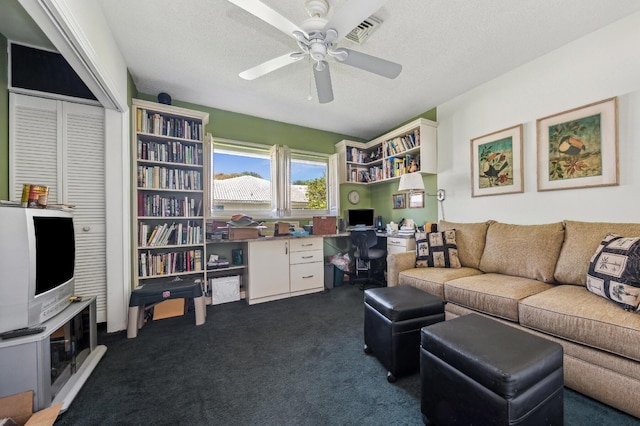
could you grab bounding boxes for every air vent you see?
[345,16,382,45]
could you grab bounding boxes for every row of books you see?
[138,221,203,247]
[137,139,203,165]
[350,166,383,182]
[383,154,420,179]
[347,145,383,164]
[138,193,202,217]
[383,129,421,156]
[137,165,202,191]
[136,109,203,141]
[138,249,203,277]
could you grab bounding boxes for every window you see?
[209,138,338,219]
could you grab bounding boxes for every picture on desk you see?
[392,193,406,209]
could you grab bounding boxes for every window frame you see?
[208,137,339,220]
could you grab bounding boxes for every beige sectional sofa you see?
[387,220,640,419]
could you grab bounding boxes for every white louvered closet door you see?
[10,93,108,322]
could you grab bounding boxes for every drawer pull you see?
[302,275,314,279]
[302,243,313,247]
[302,255,313,259]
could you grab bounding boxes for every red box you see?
[313,216,336,235]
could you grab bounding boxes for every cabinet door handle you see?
[285,242,288,255]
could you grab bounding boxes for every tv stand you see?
[0,296,106,412]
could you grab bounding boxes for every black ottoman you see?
[364,286,445,382]
[420,313,564,425]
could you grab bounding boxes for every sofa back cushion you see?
[479,222,565,283]
[556,220,640,286]
[439,220,492,269]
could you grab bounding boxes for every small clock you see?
[348,190,360,205]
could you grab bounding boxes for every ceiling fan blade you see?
[324,0,388,42]
[228,0,307,39]
[313,61,334,104]
[239,52,304,80]
[333,48,402,79]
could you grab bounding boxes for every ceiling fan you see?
[228,0,402,103]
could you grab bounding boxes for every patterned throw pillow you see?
[586,233,640,313]
[415,230,461,268]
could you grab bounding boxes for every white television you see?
[0,207,75,334]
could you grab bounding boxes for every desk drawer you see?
[290,262,323,292]
[290,237,323,252]
[290,249,324,265]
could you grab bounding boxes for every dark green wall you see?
[0,33,8,200]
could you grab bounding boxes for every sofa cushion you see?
[444,273,554,322]
[519,285,640,362]
[439,220,492,269]
[586,233,640,312]
[555,220,640,286]
[478,222,564,283]
[399,267,483,299]
[415,230,461,268]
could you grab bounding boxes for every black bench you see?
[127,280,206,338]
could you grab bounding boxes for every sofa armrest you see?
[387,252,417,287]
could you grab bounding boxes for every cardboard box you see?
[0,391,61,426]
[228,227,259,240]
[313,216,337,235]
[152,298,185,320]
[274,222,290,236]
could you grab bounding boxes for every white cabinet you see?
[289,237,324,294]
[335,118,437,184]
[247,239,290,304]
[387,236,416,255]
[387,236,416,278]
[247,237,325,304]
[9,93,108,321]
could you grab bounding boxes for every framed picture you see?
[408,191,424,208]
[470,124,524,197]
[537,97,618,191]
[392,193,405,209]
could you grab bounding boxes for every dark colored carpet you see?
[55,284,640,425]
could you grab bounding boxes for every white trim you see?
[18,0,127,112]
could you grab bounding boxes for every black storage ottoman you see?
[420,313,564,425]
[364,285,445,382]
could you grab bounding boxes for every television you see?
[347,208,375,228]
[0,207,76,334]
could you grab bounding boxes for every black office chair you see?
[350,230,387,290]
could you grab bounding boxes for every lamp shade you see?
[398,173,425,192]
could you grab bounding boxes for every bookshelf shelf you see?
[132,99,209,288]
[335,118,437,184]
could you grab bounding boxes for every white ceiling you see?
[3,1,640,139]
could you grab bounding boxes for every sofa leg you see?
[364,344,372,354]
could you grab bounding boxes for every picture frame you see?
[470,124,524,197]
[392,193,405,209]
[408,191,424,208]
[537,97,618,191]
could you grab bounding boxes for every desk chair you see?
[351,230,387,290]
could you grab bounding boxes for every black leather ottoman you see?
[364,286,445,382]
[420,313,564,425]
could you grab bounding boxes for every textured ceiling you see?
[4,1,640,139]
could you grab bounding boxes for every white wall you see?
[437,11,640,225]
